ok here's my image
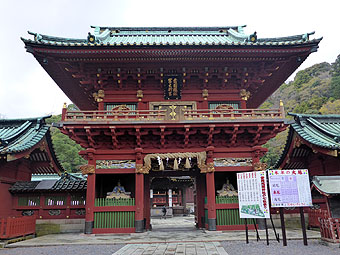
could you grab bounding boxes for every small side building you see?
[276,113,340,218]
[0,116,64,218]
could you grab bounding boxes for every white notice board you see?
[268,169,312,208]
[237,171,270,218]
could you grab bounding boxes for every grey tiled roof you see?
[312,176,340,195]
[9,179,87,193]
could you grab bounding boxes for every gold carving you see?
[169,105,177,120]
[214,158,252,167]
[240,89,251,101]
[202,89,209,100]
[143,152,207,173]
[135,164,149,174]
[39,141,46,152]
[200,162,215,173]
[137,90,143,101]
[253,162,267,171]
[80,164,95,175]
[93,90,105,102]
[295,138,303,148]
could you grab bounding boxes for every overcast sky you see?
[1,0,339,119]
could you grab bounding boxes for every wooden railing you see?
[62,108,285,122]
[0,216,36,239]
[319,217,340,243]
[64,110,166,121]
[183,108,285,120]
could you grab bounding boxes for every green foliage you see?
[46,111,86,173]
[330,74,340,99]
[293,62,331,89]
[331,54,340,77]
[261,130,288,168]
[319,99,340,114]
[292,96,328,114]
[261,55,339,168]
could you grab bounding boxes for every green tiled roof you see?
[275,114,340,169]
[0,116,50,154]
[312,176,340,195]
[22,26,321,47]
[289,113,340,150]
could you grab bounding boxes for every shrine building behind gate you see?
[22,26,321,234]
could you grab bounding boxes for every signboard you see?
[237,171,270,218]
[164,75,182,100]
[168,189,172,207]
[268,169,312,208]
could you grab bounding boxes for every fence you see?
[93,198,136,233]
[319,217,340,243]
[204,196,247,230]
[94,211,135,229]
[216,196,243,226]
[308,209,329,228]
[0,216,36,239]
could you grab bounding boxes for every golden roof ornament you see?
[240,89,251,100]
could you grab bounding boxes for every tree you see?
[319,99,340,114]
[331,54,340,77]
[46,109,86,173]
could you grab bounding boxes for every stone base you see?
[208,218,216,231]
[36,219,85,236]
[135,220,144,233]
[84,221,94,234]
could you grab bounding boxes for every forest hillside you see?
[261,54,340,167]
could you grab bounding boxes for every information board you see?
[268,169,312,208]
[237,171,270,218]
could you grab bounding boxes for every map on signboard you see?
[237,171,270,219]
[268,169,312,208]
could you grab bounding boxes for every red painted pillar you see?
[85,172,95,234]
[206,172,216,230]
[135,147,144,233]
[135,173,144,232]
[65,193,71,219]
[84,151,96,234]
[206,146,216,230]
[39,195,45,219]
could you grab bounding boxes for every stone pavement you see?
[113,242,227,255]
[5,216,321,250]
